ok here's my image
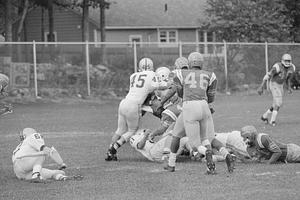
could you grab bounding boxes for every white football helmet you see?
[156,67,171,82]
[20,127,37,141]
[174,57,189,69]
[188,52,204,69]
[281,53,292,68]
[138,58,154,71]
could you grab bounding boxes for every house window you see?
[129,35,142,47]
[197,30,216,54]
[44,31,57,46]
[159,30,177,46]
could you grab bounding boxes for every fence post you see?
[32,40,38,98]
[133,41,137,72]
[265,42,269,91]
[85,41,91,96]
[179,41,182,57]
[223,40,229,94]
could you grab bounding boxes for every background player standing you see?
[258,53,296,126]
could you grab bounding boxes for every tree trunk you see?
[82,0,89,42]
[17,0,29,42]
[48,0,55,42]
[4,0,12,43]
[100,0,106,64]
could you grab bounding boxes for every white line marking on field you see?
[4,131,108,138]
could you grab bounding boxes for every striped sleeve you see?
[207,72,217,103]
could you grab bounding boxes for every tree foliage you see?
[206,0,296,42]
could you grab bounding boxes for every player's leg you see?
[164,113,185,172]
[261,82,274,123]
[14,156,46,182]
[269,83,283,126]
[286,143,300,163]
[40,168,68,181]
[109,102,140,160]
[105,100,127,161]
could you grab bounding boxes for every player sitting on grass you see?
[12,128,82,183]
[241,125,300,164]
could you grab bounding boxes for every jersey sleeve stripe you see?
[209,72,217,86]
[175,70,183,84]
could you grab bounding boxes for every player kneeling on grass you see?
[12,128,70,183]
[241,125,300,164]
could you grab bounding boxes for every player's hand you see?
[208,104,215,114]
[257,87,263,95]
[288,88,293,94]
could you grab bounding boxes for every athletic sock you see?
[270,110,278,123]
[219,147,230,158]
[263,109,272,119]
[168,152,177,167]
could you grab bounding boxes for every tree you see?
[205,0,293,42]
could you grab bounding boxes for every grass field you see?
[1,91,300,200]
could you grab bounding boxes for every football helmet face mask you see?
[156,67,171,82]
[240,126,257,147]
[188,52,204,69]
[281,54,292,68]
[20,127,37,141]
[174,57,189,69]
[138,58,154,72]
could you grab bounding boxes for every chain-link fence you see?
[0,41,299,98]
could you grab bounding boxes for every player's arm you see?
[207,72,217,104]
[136,130,151,149]
[261,135,282,164]
[258,65,277,95]
[286,64,296,93]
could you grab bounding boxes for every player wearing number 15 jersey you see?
[105,58,163,161]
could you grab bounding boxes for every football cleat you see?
[261,116,268,124]
[59,163,67,170]
[30,172,45,183]
[225,154,235,173]
[205,150,216,175]
[163,164,175,172]
[105,150,118,161]
[270,121,276,127]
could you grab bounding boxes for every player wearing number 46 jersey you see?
[157,52,235,174]
[105,58,164,161]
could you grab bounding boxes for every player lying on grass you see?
[12,128,82,183]
[241,125,300,164]
[129,129,192,162]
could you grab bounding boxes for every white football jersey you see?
[125,71,160,104]
[12,133,45,163]
[215,131,249,158]
[130,132,155,161]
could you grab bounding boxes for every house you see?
[13,0,219,55]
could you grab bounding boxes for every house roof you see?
[88,0,208,29]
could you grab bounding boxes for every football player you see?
[258,53,296,126]
[156,52,235,174]
[144,66,183,141]
[12,128,71,182]
[174,57,189,70]
[0,73,13,115]
[105,58,164,161]
[241,125,300,164]
[129,129,191,162]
